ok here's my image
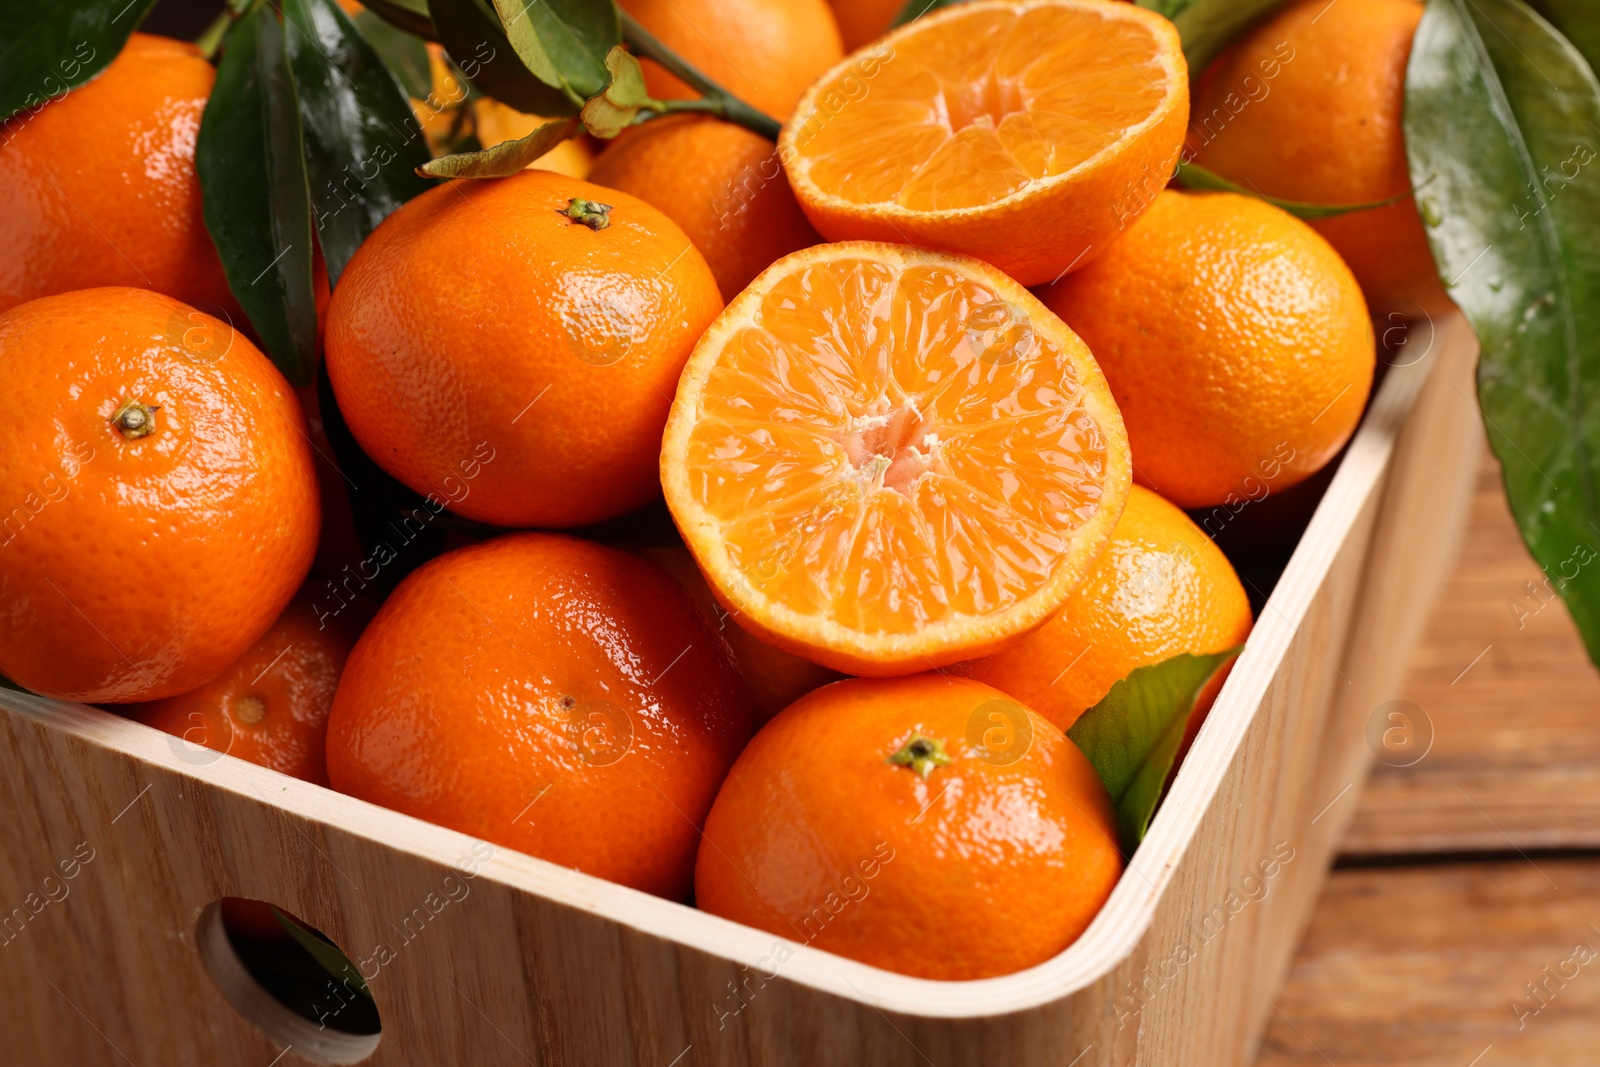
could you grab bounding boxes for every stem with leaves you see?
[616,11,781,140]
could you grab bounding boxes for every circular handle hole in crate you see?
[197,898,381,1064]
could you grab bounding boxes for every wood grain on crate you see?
[0,316,1484,1067]
[1342,456,1600,855]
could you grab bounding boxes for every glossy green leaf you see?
[1136,0,1291,72]
[1405,0,1600,666]
[419,115,577,177]
[1066,648,1241,851]
[271,907,374,1002]
[579,47,652,139]
[1529,0,1600,79]
[281,0,431,283]
[491,0,618,101]
[1175,159,1424,219]
[427,0,578,116]
[353,9,433,98]
[0,0,159,125]
[197,6,319,386]
[361,0,439,41]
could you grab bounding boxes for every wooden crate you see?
[0,314,1482,1067]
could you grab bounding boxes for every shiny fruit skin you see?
[0,34,236,318]
[1040,190,1375,509]
[696,675,1122,980]
[633,545,841,724]
[324,170,722,528]
[618,0,844,119]
[954,484,1252,731]
[589,115,822,300]
[325,533,753,900]
[1187,0,1449,319]
[828,0,901,50]
[0,288,320,702]
[122,589,359,785]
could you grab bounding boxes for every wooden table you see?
[1256,451,1600,1067]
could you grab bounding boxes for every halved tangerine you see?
[780,0,1188,286]
[659,242,1131,676]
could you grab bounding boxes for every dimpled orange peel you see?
[659,242,1132,676]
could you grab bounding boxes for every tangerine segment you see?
[661,243,1131,676]
[781,0,1188,286]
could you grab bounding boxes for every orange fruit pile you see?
[1,0,1442,985]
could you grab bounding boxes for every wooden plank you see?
[1257,860,1600,1067]
[1342,454,1600,855]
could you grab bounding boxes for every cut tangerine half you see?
[659,243,1131,676]
[780,0,1188,286]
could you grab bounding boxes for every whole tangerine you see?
[1187,0,1450,320]
[0,34,236,318]
[325,533,752,900]
[324,169,722,529]
[618,0,844,119]
[122,588,359,785]
[0,288,319,702]
[1040,190,1375,509]
[696,675,1122,980]
[589,115,822,300]
[954,484,1252,735]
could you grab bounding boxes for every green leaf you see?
[578,47,652,139]
[280,0,431,283]
[197,5,319,386]
[353,9,434,98]
[491,0,618,102]
[270,907,374,1003]
[361,0,440,41]
[1066,648,1241,851]
[1528,0,1600,80]
[418,115,577,177]
[1405,0,1600,667]
[427,0,580,116]
[1135,0,1292,72]
[0,0,160,125]
[1175,159,1426,220]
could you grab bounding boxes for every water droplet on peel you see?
[1419,197,1443,227]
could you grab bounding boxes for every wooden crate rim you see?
[0,316,1468,1023]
